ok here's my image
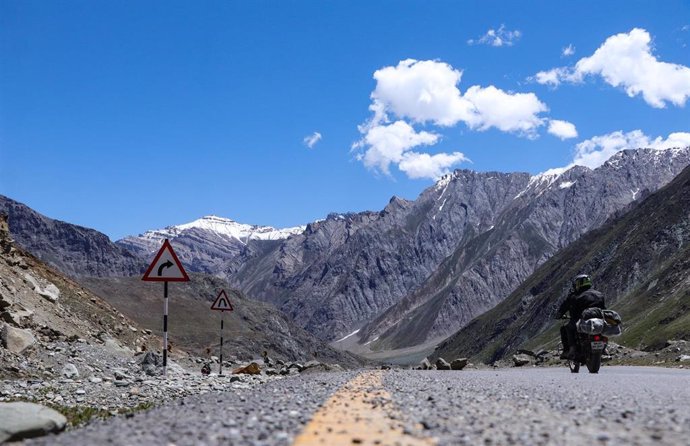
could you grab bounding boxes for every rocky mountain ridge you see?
[432,163,690,363]
[226,148,690,348]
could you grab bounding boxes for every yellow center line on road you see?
[292,371,436,446]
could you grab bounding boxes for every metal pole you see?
[163,281,168,378]
[219,315,224,376]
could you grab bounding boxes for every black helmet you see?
[572,274,592,293]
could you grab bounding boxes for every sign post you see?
[142,239,189,378]
[210,289,234,375]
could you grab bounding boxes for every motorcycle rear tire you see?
[586,352,602,374]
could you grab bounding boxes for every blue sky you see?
[1,1,689,239]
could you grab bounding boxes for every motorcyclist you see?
[557,274,606,359]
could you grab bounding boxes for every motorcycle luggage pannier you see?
[577,318,605,334]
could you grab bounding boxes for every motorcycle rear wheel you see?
[587,352,602,373]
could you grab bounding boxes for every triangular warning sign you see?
[142,239,190,282]
[211,289,234,312]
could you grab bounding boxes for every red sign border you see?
[211,289,234,312]
[142,239,190,282]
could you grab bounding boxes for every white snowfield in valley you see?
[139,215,306,244]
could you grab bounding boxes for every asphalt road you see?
[25,366,690,446]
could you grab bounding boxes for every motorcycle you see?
[555,302,622,374]
[561,317,609,373]
[558,316,608,374]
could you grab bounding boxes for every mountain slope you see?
[0,195,144,278]
[0,200,361,366]
[81,275,363,366]
[432,163,690,363]
[227,148,690,344]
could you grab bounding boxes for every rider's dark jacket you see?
[558,288,606,321]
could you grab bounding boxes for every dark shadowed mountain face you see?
[0,195,145,278]
[432,163,690,364]
[225,148,690,345]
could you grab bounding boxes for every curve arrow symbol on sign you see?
[157,260,174,276]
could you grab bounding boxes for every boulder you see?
[435,358,451,370]
[140,352,162,376]
[0,290,13,310]
[38,284,60,303]
[0,402,67,442]
[61,363,79,379]
[512,354,531,367]
[1,307,34,327]
[232,362,261,375]
[420,358,432,370]
[1,325,36,353]
[450,358,469,370]
[517,349,537,358]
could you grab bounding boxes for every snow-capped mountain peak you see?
[139,215,306,244]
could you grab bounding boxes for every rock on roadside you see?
[450,358,469,370]
[0,402,67,442]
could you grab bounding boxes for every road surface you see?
[26,366,690,445]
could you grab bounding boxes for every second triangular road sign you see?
[211,289,234,312]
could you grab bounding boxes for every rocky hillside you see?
[432,163,690,364]
[225,148,690,345]
[80,275,363,367]
[0,195,144,278]
[0,213,149,379]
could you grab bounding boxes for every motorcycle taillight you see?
[593,335,601,341]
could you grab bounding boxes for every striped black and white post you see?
[219,315,224,375]
[163,281,169,377]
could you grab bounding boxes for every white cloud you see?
[562,44,575,57]
[303,132,322,148]
[398,151,469,180]
[371,59,474,127]
[354,120,440,176]
[573,130,690,169]
[370,59,548,134]
[533,28,690,108]
[547,120,578,140]
[533,68,567,86]
[463,85,547,137]
[354,58,560,180]
[468,25,522,47]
